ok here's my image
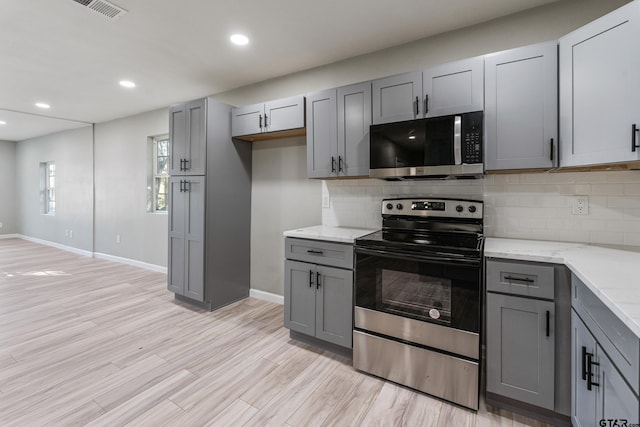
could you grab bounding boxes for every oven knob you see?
[455,205,464,213]
[396,203,403,210]
[468,205,477,213]
[386,203,393,210]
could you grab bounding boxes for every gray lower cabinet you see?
[485,259,571,423]
[306,82,371,178]
[571,275,640,426]
[484,41,558,171]
[486,293,555,409]
[168,176,205,301]
[284,238,354,349]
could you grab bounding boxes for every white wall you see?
[15,126,94,251]
[0,140,17,235]
[94,108,169,267]
[250,137,321,295]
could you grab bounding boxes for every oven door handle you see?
[355,247,481,266]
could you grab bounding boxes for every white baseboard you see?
[19,235,93,257]
[250,289,284,305]
[0,234,20,240]
[13,235,167,274]
[93,252,167,274]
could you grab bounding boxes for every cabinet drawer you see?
[572,274,639,394]
[285,238,353,269]
[486,259,555,299]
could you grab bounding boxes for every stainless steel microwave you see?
[369,111,484,179]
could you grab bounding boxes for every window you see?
[40,161,55,214]
[148,135,169,213]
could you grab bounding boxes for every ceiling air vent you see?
[71,0,128,20]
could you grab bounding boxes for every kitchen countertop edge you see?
[283,225,378,244]
[486,237,640,340]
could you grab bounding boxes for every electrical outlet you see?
[322,194,330,208]
[116,234,121,244]
[0,222,3,228]
[65,229,69,237]
[572,196,589,215]
[69,230,73,238]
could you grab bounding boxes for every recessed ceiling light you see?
[230,34,249,46]
[0,121,6,125]
[408,135,416,140]
[35,102,51,109]
[119,80,136,88]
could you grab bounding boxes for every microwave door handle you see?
[454,115,462,165]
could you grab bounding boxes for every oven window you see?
[355,250,480,333]
[380,270,452,323]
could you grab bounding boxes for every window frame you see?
[40,161,56,215]
[149,135,169,214]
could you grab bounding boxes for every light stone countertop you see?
[283,225,377,244]
[486,237,640,339]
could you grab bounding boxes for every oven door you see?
[354,246,481,334]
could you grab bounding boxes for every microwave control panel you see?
[462,111,483,164]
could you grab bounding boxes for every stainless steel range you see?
[353,197,484,410]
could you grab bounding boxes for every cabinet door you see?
[184,99,207,175]
[596,344,640,425]
[284,260,316,336]
[231,103,264,137]
[183,176,205,302]
[485,42,558,171]
[169,104,187,175]
[486,293,555,410]
[306,89,337,178]
[423,56,484,118]
[168,177,186,295]
[337,82,371,177]
[264,95,305,133]
[315,265,353,348]
[372,71,422,124]
[559,1,640,167]
[572,310,598,427]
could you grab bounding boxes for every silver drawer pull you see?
[504,276,534,284]
[307,250,324,255]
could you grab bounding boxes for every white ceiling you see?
[0,0,561,142]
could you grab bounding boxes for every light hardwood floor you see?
[0,238,552,426]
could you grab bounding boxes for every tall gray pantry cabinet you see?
[168,98,252,310]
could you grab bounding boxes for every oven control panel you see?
[382,198,483,219]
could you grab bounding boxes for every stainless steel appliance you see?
[353,197,483,410]
[369,112,483,179]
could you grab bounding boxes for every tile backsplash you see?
[322,170,640,246]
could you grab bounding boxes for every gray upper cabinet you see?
[559,1,640,167]
[168,175,205,302]
[307,89,337,178]
[487,293,555,410]
[485,41,558,171]
[169,98,207,176]
[372,71,422,124]
[231,103,263,137]
[232,95,305,139]
[423,56,484,118]
[337,82,371,177]
[307,82,371,178]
